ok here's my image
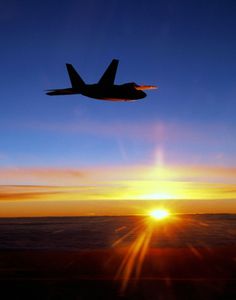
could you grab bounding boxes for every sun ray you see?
[115,209,172,292]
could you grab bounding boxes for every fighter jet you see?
[46,59,157,101]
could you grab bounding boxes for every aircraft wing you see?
[46,88,76,96]
[98,59,119,86]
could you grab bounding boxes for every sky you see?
[0,0,236,216]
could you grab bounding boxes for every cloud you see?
[0,190,60,201]
[0,164,236,185]
[2,119,235,168]
[0,180,236,218]
[0,184,128,202]
[12,119,235,145]
[0,167,88,185]
[0,164,235,205]
[0,163,236,217]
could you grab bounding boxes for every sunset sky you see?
[0,0,236,216]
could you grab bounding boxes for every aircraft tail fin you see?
[98,59,119,86]
[66,64,85,88]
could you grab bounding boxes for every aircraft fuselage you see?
[47,83,146,101]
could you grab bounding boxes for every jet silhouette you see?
[46,59,157,101]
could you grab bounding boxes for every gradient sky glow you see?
[0,0,236,216]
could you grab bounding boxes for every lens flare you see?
[149,209,170,220]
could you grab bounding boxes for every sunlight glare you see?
[149,208,170,220]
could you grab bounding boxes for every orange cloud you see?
[0,163,235,217]
[0,164,236,185]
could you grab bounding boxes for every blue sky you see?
[1,0,236,169]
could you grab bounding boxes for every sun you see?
[149,208,170,220]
